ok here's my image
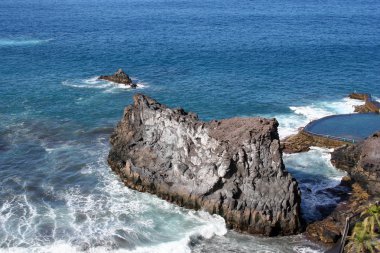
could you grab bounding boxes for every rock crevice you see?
[108,94,303,236]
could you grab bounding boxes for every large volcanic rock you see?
[331,132,380,195]
[107,94,303,236]
[99,69,137,88]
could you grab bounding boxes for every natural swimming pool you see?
[304,113,380,142]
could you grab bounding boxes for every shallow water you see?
[1,0,379,252]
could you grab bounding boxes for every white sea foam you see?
[0,38,52,47]
[275,97,364,138]
[283,147,347,221]
[293,246,323,253]
[0,137,226,253]
[284,146,345,188]
[62,76,149,92]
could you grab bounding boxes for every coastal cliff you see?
[108,94,303,236]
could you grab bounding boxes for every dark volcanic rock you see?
[99,69,137,88]
[108,94,303,236]
[331,132,380,195]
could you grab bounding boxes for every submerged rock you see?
[108,94,303,236]
[99,69,137,88]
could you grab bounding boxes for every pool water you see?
[304,113,380,142]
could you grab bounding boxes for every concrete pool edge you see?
[282,129,351,154]
[304,112,380,143]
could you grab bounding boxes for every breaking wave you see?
[0,38,52,47]
[274,97,364,138]
[62,76,149,93]
[0,135,226,253]
[284,147,347,221]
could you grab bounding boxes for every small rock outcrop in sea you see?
[348,92,371,101]
[99,69,137,88]
[349,92,380,113]
[108,94,303,236]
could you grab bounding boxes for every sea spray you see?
[274,97,364,138]
[62,77,149,93]
[0,38,52,47]
[284,147,346,221]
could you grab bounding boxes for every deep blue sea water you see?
[1,0,379,252]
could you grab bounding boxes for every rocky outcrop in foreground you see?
[99,69,137,88]
[108,94,303,236]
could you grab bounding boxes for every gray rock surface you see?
[331,132,380,195]
[108,94,303,236]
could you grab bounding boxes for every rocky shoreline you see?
[108,94,303,236]
[305,132,380,248]
[282,130,349,154]
[107,93,379,251]
[283,94,380,251]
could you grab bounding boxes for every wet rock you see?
[108,94,303,236]
[348,93,371,101]
[306,180,369,244]
[307,216,342,244]
[99,69,137,88]
[282,131,347,154]
[306,131,380,248]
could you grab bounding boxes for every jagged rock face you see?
[331,132,380,195]
[108,94,303,236]
[99,68,137,88]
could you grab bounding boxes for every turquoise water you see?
[1,0,379,252]
[305,113,380,142]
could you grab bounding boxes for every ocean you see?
[1,0,379,252]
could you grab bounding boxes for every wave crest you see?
[275,97,364,138]
[62,76,149,92]
[0,38,52,47]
